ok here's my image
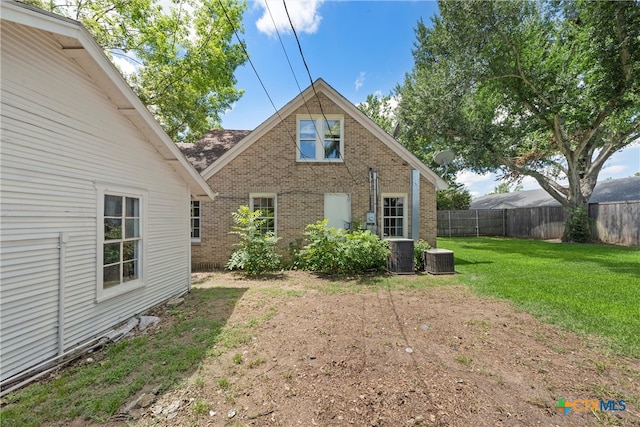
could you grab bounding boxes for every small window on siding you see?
[191,201,201,243]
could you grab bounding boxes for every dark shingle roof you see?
[176,129,251,172]
[470,176,640,209]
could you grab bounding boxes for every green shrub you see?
[297,220,389,274]
[565,206,592,243]
[226,206,282,273]
[413,240,431,271]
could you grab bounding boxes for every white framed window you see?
[296,114,344,162]
[250,193,276,235]
[96,184,146,301]
[382,194,407,238]
[191,200,201,243]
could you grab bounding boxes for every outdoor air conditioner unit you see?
[386,239,415,274]
[424,249,455,274]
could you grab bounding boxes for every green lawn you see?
[2,238,638,426]
[439,237,640,357]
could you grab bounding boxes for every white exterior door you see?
[324,193,351,230]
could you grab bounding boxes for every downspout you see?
[368,168,373,212]
[411,169,420,240]
[187,186,192,292]
[58,232,69,355]
[373,172,379,236]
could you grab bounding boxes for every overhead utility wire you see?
[266,1,343,184]
[216,0,322,181]
[265,1,305,95]
[282,0,364,186]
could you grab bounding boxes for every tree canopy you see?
[27,0,248,143]
[489,182,523,195]
[396,0,639,237]
[357,94,396,136]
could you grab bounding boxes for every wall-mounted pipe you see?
[411,169,420,240]
[58,232,69,355]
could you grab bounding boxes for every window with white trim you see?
[96,184,146,301]
[382,194,407,238]
[103,194,141,287]
[250,194,276,235]
[191,201,201,242]
[297,115,344,162]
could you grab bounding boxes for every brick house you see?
[178,79,448,269]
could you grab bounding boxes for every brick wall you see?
[191,93,438,268]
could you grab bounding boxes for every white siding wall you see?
[1,22,191,381]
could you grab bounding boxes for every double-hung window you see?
[191,201,201,243]
[97,184,145,301]
[297,115,344,162]
[382,194,407,238]
[250,194,276,235]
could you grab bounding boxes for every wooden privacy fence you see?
[437,201,639,246]
[590,201,640,246]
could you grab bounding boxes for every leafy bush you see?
[297,220,389,275]
[226,206,282,273]
[413,240,431,271]
[565,206,592,243]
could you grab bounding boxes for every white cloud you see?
[110,52,140,77]
[255,0,324,37]
[519,175,540,191]
[600,164,628,177]
[354,72,366,90]
[456,170,496,199]
[456,170,494,186]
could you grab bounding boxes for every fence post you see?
[503,209,506,236]
[476,210,479,237]
[448,210,452,237]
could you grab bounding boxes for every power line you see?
[216,0,322,181]
[266,2,348,184]
[282,0,365,186]
[265,1,305,95]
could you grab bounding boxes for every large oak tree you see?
[26,0,247,143]
[396,0,639,240]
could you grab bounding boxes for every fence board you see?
[437,202,638,246]
[590,201,639,246]
[506,207,565,239]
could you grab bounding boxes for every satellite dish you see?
[433,150,455,175]
[434,150,455,166]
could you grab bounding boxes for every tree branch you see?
[498,31,552,107]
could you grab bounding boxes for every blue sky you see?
[219,0,639,198]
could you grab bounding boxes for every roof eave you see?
[2,0,215,200]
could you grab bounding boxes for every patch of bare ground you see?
[126,271,638,426]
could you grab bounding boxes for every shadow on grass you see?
[454,257,495,266]
[0,286,248,427]
[450,237,640,279]
[230,270,287,281]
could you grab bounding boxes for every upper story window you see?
[191,201,201,243]
[297,115,344,162]
[250,194,276,235]
[96,183,146,301]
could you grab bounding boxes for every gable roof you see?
[176,129,251,173]
[198,78,448,190]
[2,0,215,200]
[470,176,640,209]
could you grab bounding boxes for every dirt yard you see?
[128,271,638,427]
